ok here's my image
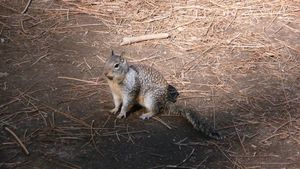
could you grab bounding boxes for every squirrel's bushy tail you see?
[166,85,223,140]
[167,104,223,140]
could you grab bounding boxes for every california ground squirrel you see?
[103,51,223,140]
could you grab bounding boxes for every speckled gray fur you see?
[103,51,223,140]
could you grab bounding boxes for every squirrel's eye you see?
[114,63,119,69]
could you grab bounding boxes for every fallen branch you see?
[120,33,170,46]
[4,126,30,155]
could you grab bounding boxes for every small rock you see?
[0,72,9,78]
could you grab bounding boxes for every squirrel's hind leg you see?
[140,94,160,120]
[140,112,156,120]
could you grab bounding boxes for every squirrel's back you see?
[130,64,170,102]
[130,64,168,89]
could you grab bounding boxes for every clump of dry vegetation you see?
[63,0,298,51]
[62,0,299,96]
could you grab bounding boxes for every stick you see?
[175,148,195,166]
[120,33,169,46]
[4,126,30,155]
[31,53,48,66]
[209,141,243,168]
[42,103,91,128]
[273,119,296,133]
[260,132,287,143]
[0,99,19,109]
[234,122,247,154]
[84,57,92,70]
[101,130,149,137]
[21,0,33,14]
[0,21,11,29]
[152,116,172,129]
[58,76,99,85]
[196,155,210,167]
[89,120,104,156]
[53,23,104,30]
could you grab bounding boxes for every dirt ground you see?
[0,0,300,169]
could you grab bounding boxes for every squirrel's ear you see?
[120,51,126,63]
[111,50,115,56]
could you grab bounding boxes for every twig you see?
[152,116,172,129]
[22,0,33,14]
[0,20,11,29]
[217,122,257,131]
[166,20,196,32]
[231,154,280,158]
[42,103,91,128]
[58,76,99,85]
[101,130,149,137]
[225,9,238,31]
[175,148,195,166]
[120,33,170,46]
[31,53,48,66]
[148,165,166,169]
[196,155,210,168]
[89,120,104,156]
[244,162,296,166]
[126,124,135,144]
[20,20,28,33]
[260,132,288,143]
[47,156,82,169]
[131,52,159,63]
[273,119,297,133]
[174,137,188,146]
[57,137,84,140]
[53,23,104,30]
[84,57,92,70]
[165,166,195,169]
[101,115,111,128]
[4,126,30,155]
[234,122,247,154]
[0,3,19,13]
[0,99,19,109]
[209,141,243,168]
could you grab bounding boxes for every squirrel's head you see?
[103,50,129,82]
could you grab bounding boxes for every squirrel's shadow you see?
[117,104,144,116]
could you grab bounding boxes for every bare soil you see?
[0,1,299,169]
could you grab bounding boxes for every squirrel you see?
[103,51,223,140]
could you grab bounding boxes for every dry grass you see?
[61,0,300,93]
[62,0,299,50]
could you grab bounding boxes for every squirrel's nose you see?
[104,72,113,80]
[104,71,110,77]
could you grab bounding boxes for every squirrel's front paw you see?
[117,112,126,119]
[110,107,119,114]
